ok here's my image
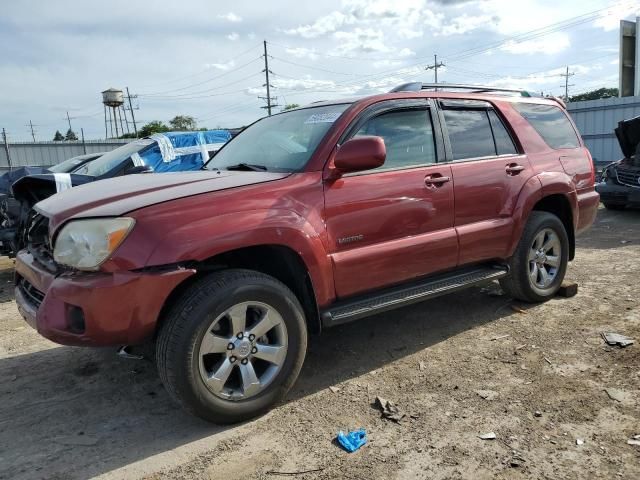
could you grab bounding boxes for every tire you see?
[603,203,625,211]
[156,269,307,424]
[500,211,569,303]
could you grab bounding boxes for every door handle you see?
[424,174,450,187]
[505,164,525,175]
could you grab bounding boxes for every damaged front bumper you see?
[15,250,195,347]
[596,181,640,207]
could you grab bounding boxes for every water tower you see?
[102,88,130,138]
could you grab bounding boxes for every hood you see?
[614,114,640,159]
[0,167,52,196]
[12,173,94,207]
[35,170,288,232]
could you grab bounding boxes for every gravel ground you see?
[1,206,639,480]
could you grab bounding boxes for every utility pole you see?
[260,40,278,115]
[81,128,87,154]
[425,54,445,89]
[560,66,575,101]
[66,111,73,132]
[126,87,138,137]
[27,120,36,142]
[2,128,12,170]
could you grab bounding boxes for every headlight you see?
[53,217,135,270]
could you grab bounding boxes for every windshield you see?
[49,155,94,173]
[73,139,154,176]
[206,104,350,172]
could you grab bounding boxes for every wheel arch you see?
[531,194,575,260]
[156,244,322,337]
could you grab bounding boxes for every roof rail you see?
[389,82,538,98]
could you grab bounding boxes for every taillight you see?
[584,148,596,185]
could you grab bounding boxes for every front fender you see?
[147,208,334,306]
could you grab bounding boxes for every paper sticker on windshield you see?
[304,112,342,124]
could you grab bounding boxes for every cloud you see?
[285,47,319,60]
[398,29,424,39]
[501,32,570,55]
[439,14,498,35]
[283,11,354,38]
[205,60,235,71]
[334,28,389,54]
[217,12,242,22]
[227,32,239,41]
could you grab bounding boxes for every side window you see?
[443,109,495,160]
[488,110,518,155]
[353,108,437,170]
[513,103,580,149]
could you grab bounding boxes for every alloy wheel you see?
[198,301,288,401]
[528,228,562,291]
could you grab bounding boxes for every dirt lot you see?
[1,206,639,480]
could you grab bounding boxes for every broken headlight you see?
[53,217,135,271]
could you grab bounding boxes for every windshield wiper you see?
[225,163,268,172]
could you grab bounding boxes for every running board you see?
[321,265,509,327]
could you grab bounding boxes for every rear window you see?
[514,103,580,149]
[488,110,518,155]
[443,109,495,160]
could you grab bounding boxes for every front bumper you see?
[15,250,195,347]
[596,181,640,206]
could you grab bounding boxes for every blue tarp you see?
[142,130,232,172]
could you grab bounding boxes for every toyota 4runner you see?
[15,83,599,423]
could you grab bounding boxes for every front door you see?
[324,101,458,299]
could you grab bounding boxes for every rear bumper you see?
[596,182,640,206]
[576,189,599,235]
[15,250,195,347]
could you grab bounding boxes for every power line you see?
[270,55,357,76]
[139,73,262,99]
[139,56,263,96]
[137,43,263,90]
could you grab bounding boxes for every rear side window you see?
[354,108,437,169]
[443,109,495,160]
[488,110,518,155]
[514,103,580,149]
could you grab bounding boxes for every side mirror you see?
[333,136,386,174]
[126,165,153,175]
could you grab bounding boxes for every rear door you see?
[439,100,533,265]
[324,99,458,298]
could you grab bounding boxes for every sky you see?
[0,0,638,141]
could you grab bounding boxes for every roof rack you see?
[389,82,538,98]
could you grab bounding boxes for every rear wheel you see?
[500,211,569,303]
[156,269,307,423]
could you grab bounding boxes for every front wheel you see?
[156,269,307,423]
[500,211,569,303]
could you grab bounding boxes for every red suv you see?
[15,83,599,423]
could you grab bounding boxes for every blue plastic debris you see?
[336,429,367,453]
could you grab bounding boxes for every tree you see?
[282,103,300,111]
[65,128,78,141]
[118,132,138,139]
[139,120,170,137]
[52,130,64,141]
[169,115,197,131]
[569,88,618,102]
